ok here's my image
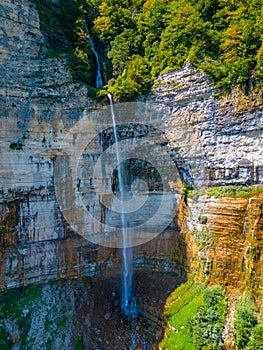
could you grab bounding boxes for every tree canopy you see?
[34,0,263,99]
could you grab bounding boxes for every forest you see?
[33,0,263,99]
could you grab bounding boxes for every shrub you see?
[246,313,263,350]
[189,285,227,350]
[234,293,258,349]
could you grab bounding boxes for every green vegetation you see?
[192,230,214,250]
[160,279,227,350]
[0,284,42,348]
[9,142,24,150]
[73,338,85,350]
[32,0,263,99]
[189,285,227,350]
[0,282,75,349]
[31,0,100,86]
[188,185,263,200]
[198,215,207,224]
[246,313,263,350]
[234,292,258,349]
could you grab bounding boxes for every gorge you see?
[0,0,263,349]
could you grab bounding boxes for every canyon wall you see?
[184,193,263,301]
[0,0,185,290]
[0,0,263,298]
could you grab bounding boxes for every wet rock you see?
[104,312,111,320]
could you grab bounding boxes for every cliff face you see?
[149,65,263,188]
[184,194,263,299]
[1,1,263,349]
[0,0,184,290]
[0,0,263,299]
[0,0,100,289]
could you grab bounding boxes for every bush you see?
[246,313,263,350]
[189,285,227,350]
[160,280,227,350]
[234,293,258,349]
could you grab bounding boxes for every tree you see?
[108,29,142,75]
[108,55,151,100]
[234,293,257,349]
[93,0,135,42]
[189,285,227,350]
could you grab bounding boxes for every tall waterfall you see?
[89,37,103,88]
[107,94,136,316]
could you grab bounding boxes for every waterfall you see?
[89,37,103,88]
[107,94,135,316]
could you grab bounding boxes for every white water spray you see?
[107,94,135,315]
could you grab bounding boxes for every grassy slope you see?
[160,279,206,350]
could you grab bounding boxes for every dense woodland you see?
[34,0,263,99]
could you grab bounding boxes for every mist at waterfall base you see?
[108,94,137,317]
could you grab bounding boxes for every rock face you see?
[185,194,263,298]
[149,65,263,188]
[0,0,184,290]
[0,0,263,300]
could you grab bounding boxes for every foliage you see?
[108,55,151,100]
[188,186,263,200]
[9,142,24,150]
[246,313,263,350]
[92,0,263,97]
[234,292,258,349]
[189,285,227,350]
[198,215,207,224]
[160,279,227,350]
[193,230,213,250]
[0,284,42,348]
[73,338,85,350]
[32,0,263,98]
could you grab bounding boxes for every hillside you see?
[31,0,263,99]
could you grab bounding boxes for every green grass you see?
[188,185,263,200]
[160,280,227,350]
[165,279,206,318]
[160,279,206,350]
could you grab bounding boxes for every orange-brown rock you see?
[184,194,263,306]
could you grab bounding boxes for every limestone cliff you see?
[1,1,263,349]
[0,0,263,304]
[148,65,263,188]
[184,193,263,298]
[1,0,263,293]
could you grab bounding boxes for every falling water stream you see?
[88,37,103,88]
[107,94,136,316]
[107,94,149,348]
[107,94,148,348]
[86,38,146,339]
[88,33,135,315]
